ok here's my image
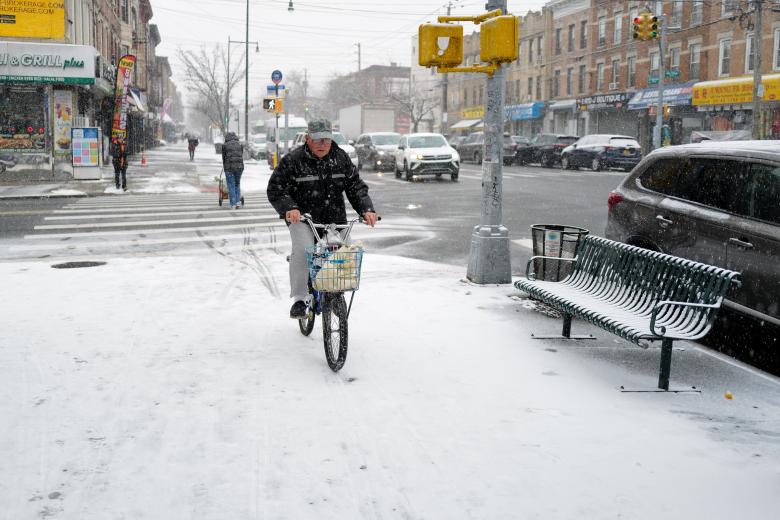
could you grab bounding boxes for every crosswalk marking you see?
[46,208,278,221]
[35,214,279,230]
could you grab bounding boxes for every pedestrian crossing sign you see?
[263,98,283,113]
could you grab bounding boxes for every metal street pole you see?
[466,0,511,284]
[245,0,250,150]
[653,15,666,149]
[751,0,763,139]
[441,1,452,136]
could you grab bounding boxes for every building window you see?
[611,59,620,88]
[536,76,541,99]
[722,0,738,16]
[578,64,586,93]
[555,28,562,55]
[567,67,573,95]
[596,62,604,90]
[553,69,560,97]
[650,51,660,78]
[745,34,755,73]
[120,0,128,22]
[479,87,483,105]
[691,0,703,26]
[515,79,520,102]
[628,56,636,87]
[670,47,680,73]
[580,20,588,49]
[598,16,606,46]
[719,38,731,76]
[568,24,575,52]
[689,43,701,78]
[614,14,622,44]
[528,38,533,63]
[528,77,533,98]
[671,1,683,27]
[537,36,543,61]
[774,29,780,70]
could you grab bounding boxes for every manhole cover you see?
[51,261,107,269]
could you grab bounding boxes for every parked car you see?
[289,131,359,167]
[355,132,401,172]
[514,133,578,167]
[248,134,267,160]
[606,141,780,332]
[447,135,467,150]
[512,135,531,147]
[561,134,642,172]
[458,131,484,164]
[394,132,459,181]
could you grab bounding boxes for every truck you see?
[338,104,396,142]
[264,115,308,166]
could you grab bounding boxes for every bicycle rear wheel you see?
[298,302,315,336]
[322,292,348,371]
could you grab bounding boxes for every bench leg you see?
[658,338,673,391]
[562,313,572,338]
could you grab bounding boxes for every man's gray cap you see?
[307,118,333,140]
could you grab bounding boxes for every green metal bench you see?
[514,235,741,390]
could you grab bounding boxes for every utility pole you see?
[355,42,361,71]
[751,0,764,139]
[245,0,249,150]
[466,0,511,284]
[653,14,666,149]
[441,1,452,136]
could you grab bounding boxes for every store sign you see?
[461,106,485,119]
[111,55,136,142]
[0,0,65,39]
[0,41,95,84]
[693,74,780,106]
[577,92,628,111]
[505,102,544,121]
[628,81,695,110]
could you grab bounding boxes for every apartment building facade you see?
[506,10,547,137]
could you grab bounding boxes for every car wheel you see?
[395,159,401,178]
[561,156,571,170]
[591,156,602,172]
[542,154,554,168]
[404,160,413,181]
[451,169,459,181]
[372,158,379,171]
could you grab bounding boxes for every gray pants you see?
[289,222,316,302]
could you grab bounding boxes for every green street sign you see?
[648,77,659,85]
[665,70,680,78]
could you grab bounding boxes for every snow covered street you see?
[1,251,779,519]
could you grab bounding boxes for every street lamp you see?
[226,36,259,144]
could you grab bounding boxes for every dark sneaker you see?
[290,300,307,319]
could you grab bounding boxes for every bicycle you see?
[296,214,373,372]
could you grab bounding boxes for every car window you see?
[610,138,639,147]
[746,163,780,224]
[408,135,447,148]
[557,136,578,145]
[639,158,688,196]
[331,132,347,146]
[503,135,514,144]
[372,134,400,145]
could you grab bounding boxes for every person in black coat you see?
[221,132,245,209]
[111,137,128,191]
[267,118,377,319]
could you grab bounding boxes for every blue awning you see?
[505,102,544,121]
[627,81,696,110]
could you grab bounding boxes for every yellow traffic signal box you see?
[418,23,463,67]
[480,15,518,63]
[263,98,284,113]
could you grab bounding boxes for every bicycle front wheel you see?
[322,292,348,371]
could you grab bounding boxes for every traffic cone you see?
[141,150,147,167]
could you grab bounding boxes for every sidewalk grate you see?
[51,261,107,269]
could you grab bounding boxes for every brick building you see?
[506,10,547,137]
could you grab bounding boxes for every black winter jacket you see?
[221,133,244,172]
[267,142,374,224]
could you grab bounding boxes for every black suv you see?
[515,133,579,167]
[606,142,780,330]
[457,132,517,165]
[354,132,400,172]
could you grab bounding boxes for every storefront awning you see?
[692,74,780,106]
[128,88,146,112]
[505,102,544,121]
[450,118,482,130]
[549,99,577,111]
[628,81,696,110]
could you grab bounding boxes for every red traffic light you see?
[633,17,642,24]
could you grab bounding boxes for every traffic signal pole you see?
[465,0,511,284]
[654,16,666,149]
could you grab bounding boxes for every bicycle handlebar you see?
[300,213,380,244]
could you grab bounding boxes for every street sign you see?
[665,70,680,78]
[263,97,284,113]
[271,70,283,85]
[648,77,659,85]
[266,84,285,97]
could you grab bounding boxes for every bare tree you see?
[176,46,244,135]
[388,87,440,133]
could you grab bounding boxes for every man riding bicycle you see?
[267,118,377,319]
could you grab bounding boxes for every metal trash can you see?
[530,224,589,282]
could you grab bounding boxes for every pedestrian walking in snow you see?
[221,132,245,210]
[111,137,128,191]
[267,118,377,319]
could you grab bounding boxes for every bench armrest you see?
[649,299,722,336]
[525,255,577,281]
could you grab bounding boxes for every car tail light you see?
[608,191,624,212]
[606,146,618,152]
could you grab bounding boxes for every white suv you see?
[394,133,459,181]
[290,131,358,167]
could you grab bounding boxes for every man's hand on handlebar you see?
[286,209,302,224]
[363,212,378,227]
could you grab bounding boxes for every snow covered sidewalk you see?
[1,252,779,519]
